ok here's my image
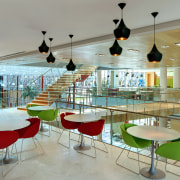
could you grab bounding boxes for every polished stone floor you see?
[0,108,179,180]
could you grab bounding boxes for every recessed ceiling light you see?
[169,58,175,61]
[96,53,105,56]
[161,45,170,48]
[175,43,180,46]
[128,49,139,52]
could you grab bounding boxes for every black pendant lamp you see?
[114,3,130,40]
[46,38,55,63]
[109,19,122,56]
[147,12,162,63]
[39,31,49,54]
[66,34,76,71]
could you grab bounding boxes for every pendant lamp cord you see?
[71,37,72,59]
[121,9,123,19]
[154,17,155,44]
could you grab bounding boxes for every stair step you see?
[39,94,48,97]
[31,99,53,104]
[31,100,52,106]
[17,107,27,111]
[35,97,48,100]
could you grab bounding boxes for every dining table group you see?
[1,106,180,180]
[127,125,180,179]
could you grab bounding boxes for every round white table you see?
[65,114,101,151]
[28,106,55,111]
[127,125,180,179]
[0,118,30,165]
[28,106,55,132]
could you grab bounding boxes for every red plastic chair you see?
[15,118,44,161]
[77,119,108,158]
[0,131,19,176]
[57,112,81,148]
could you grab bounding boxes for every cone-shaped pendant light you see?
[66,34,76,71]
[46,38,55,63]
[114,3,131,40]
[39,31,49,54]
[109,19,122,56]
[147,12,162,63]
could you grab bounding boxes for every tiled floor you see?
[0,108,179,180]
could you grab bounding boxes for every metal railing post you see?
[110,110,114,145]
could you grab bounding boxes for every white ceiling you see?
[0,0,180,71]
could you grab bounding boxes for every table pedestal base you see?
[140,167,165,179]
[73,144,91,151]
[0,156,18,165]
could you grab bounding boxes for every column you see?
[160,67,167,101]
[97,70,102,95]
[110,71,115,88]
[173,68,180,88]
[17,76,19,107]
[42,75,44,91]
[73,82,75,109]
[159,67,167,130]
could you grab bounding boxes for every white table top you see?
[0,118,30,131]
[28,106,55,111]
[127,125,180,141]
[64,114,102,123]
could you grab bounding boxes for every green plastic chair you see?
[26,104,41,117]
[116,123,151,174]
[38,109,59,136]
[155,141,180,176]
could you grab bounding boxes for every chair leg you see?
[52,118,61,133]
[77,137,96,158]
[116,145,139,175]
[165,159,180,176]
[92,138,96,158]
[92,138,108,153]
[70,131,80,142]
[20,137,44,162]
[127,146,151,165]
[57,129,70,149]
[33,137,45,155]
[1,145,19,177]
[1,150,4,177]
[137,148,141,174]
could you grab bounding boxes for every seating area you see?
[0,108,180,180]
[0,1,180,179]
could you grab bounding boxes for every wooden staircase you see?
[24,65,97,107]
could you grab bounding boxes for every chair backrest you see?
[120,123,139,148]
[155,141,180,161]
[65,112,75,116]
[38,109,57,121]
[120,123,151,149]
[0,131,19,149]
[15,118,41,138]
[78,119,105,136]
[26,104,40,116]
[60,112,80,130]
[54,109,59,119]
